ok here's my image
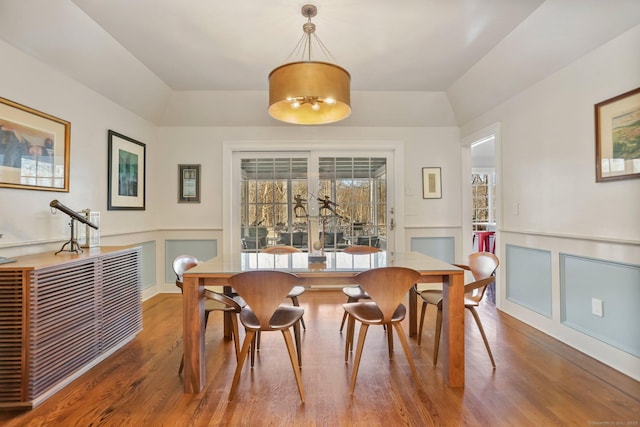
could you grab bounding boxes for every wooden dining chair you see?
[417,251,498,367]
[338,245,382,332]
[343,266,421,394]
[226,270,305,401]
[261,245,306,330]
[172,255,242,375]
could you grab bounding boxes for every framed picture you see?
[422,167,442,199]
[0,96,70,191]
[178,164,201,203]
[108,130,145,210]
[595,86,640,182]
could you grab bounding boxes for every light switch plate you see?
[591,298,604,317]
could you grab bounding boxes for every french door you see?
[232,150,395,254]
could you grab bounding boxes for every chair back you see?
[172,255,198,290]
[353,267,420,322]
[261,245,302,254]
[468,252,499,280]
[343,245,381,255]
[227,271,300,329]
[465,252,499,303]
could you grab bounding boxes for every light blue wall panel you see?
[505,244,552,318]
[410,237,455,264]
[138,240,156,290]
[165,239,217,283]
[560,254,640,357]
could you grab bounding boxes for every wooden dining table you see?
[181,251,465,393]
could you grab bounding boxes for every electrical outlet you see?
[512,202,519,216]
[591,298,603,317]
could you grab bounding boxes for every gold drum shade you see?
[268,61,351,125]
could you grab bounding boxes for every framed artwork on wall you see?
[0,96,70,191]
[178,164,201,203]
[108,130,146,210]
[422,167,442,199]
[595,86,640,182]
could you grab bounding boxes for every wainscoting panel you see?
[139,240,156,290]
[165,239,217,283]
[505,244,552,318]
[560,254,640,357]
[410,237,455,264]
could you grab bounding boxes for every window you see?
[240,155,387,252]
[471,169,495,230]
[241,157,308,251]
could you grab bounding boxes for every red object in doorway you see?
[473,231,495,253]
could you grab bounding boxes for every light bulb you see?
[291,101,301,109]
[311,103,320,111]
[324,97,336,105]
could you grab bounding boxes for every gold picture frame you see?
[595,87,640,182]
[0,97,70,191]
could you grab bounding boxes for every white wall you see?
[0,39,159,258]
[460,24,640,379]
[156,125,463,253]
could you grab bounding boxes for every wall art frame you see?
[422,167,442,199]
[595,86,640,182]
[178,164,201,203]
[108,130,146,210]
[0,96,70,191]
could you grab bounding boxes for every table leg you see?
[441,272,465,387]
[223,285,232,340]
[182,276,206,393]
[409,286,418,337]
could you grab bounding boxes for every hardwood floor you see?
[1,291,638,426]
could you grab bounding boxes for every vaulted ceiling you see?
[0,0,639,126]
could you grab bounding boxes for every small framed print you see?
[422,167,442,199]
[178,164,200,203]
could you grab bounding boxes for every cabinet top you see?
[0,246,140,271]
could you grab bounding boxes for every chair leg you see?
[344,314,356,361]
[289,296,306,330]
[386,323,394,358]
[282,328,305,402]
[250,332,257,368]
[228,330,256,401]
[229,313,241,361]
[468,306,496,368]
[433,307,443,366]
[393,322,419,384]
[417,300,428,346]
[339,296,357,332]
[293,319,302,367]
[349,323,370,394]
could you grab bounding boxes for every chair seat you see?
[419,290,480,308]
[288,285,305,298]
[342,286,370,300]
[343,301,406,324]
[240,305,304,330]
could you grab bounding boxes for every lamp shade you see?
[268,61,351,125]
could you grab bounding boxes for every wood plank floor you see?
[1,291,638,426]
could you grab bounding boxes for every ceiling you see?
[0,1,639,125]
[69,0,544,92]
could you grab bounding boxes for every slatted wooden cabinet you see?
[0,246,142,408]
